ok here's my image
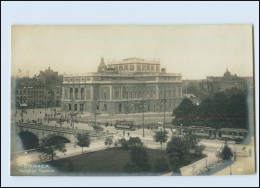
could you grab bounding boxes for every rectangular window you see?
[124,65,128,71]
[130,65,134,71]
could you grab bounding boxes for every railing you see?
[15,122,100,136]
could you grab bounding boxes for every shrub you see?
[194,144,206,155]
[128,137,143,147]
[216,144,233,161]
[118,138,129,150]
[104,137,113,148]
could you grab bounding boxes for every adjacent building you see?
[61,57,183,114]
[14,67,63,109]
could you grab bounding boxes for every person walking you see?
[249,148,252,157]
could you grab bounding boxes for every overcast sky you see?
[11,25,254,79]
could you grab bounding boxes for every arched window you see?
[69,88,73,99]
[75,88,78,100]
[65,88,68,99]
[80,88,85,100]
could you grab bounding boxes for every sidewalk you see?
[212,137,256,175]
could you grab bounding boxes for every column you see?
[109,86,113,100]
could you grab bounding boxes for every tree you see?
[76,133,91,153]
[118,138,129,150]
[38,135,67,161]
[216,143,233,161]
[166,136,190,171]
[105,137,113,148]
[154,158,171,173]
[184,133,204,155]
[173,98,195,119]
[128,137,143,147]
[118,137,144,150]
[154,130,168,148]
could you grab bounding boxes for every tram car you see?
[115,120,136,131]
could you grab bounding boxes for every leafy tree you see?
[173,92,249,130]
[130,145,151,172]
[104,137,113,148]
[216,143,233,161]
[38,135,67,161]
[183,133,206,156]
[173,98,195,119]
[166,136,190,171]
[128,137,143,147]
[118,137,144,150]
[114,140,119,147]
[76,133,91,153]
[154,130,168,148]
[194,144,206,155]
[154,158,171,173]
[118,138,129,150]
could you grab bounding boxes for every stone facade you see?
[61,57,183,114]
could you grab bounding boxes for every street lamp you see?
[161,100,167,132]
[139,100,146,138]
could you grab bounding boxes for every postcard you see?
[10,25,256,176]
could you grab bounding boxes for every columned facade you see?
[61,57,183,114]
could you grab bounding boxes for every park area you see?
[42,148,204,176]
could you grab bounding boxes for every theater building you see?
[61,57,183,114]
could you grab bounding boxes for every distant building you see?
[14,67,63,109]
[206,68,247,92]
[61,57,183,114]
[182,69,253,100]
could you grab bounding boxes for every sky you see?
[11,25,254,79]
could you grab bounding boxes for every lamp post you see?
[161,93,167,132]
[70,95,75,129]
[139,100,146,138]
[93,99,99,127]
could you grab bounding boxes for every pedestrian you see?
[249,149,252,157]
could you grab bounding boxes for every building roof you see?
[107,57,160,65]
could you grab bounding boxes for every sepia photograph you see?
[10,25,256,177]
[1,1,259,187]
